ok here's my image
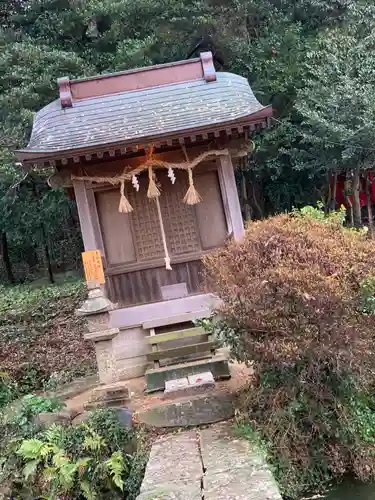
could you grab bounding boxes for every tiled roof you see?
[20,72,269,156]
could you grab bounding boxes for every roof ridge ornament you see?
[200,52,216,82]
[58,76,73,108]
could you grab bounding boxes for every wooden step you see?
[145,326,206,345]
[146,341,216,362]
[142,309,210,329]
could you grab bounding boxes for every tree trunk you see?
[330,172,337,212]
[241,173,252,222]
[251,181,264,219]
[344,179,354,226]
[366,172,374,238]
[1,231,15,284]
[352,166,362,227]
[31,179,54,284]
[325,181,331,214]
[41,223,54,284]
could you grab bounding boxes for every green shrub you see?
[0,372,17,409]
[359,276,375,315]
[1,395,64,445]
[0,408,147,500]
[16,425,128,498]
[14,394,64,426]
[203,209,375,498]
[0,373,59,411]
[12,363,49,395]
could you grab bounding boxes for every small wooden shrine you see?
[16,52,272,389]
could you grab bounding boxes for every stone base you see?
[145,354,231,392]
[84,382,130,410]
[117,359,148,381]
[137,392,234,428]
[163,372,215,400]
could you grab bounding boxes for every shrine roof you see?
[16,52,272,165]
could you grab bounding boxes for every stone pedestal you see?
[76,282,119,385]
[84,382,131,410]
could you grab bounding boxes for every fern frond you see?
[17,439,45,459]
[81,480,99,500]
[40,443,55,458]
[106,451,125,491]
[44,424,65,447]
[75,457,92,477]
[59,462,78,489]
[52,450,70,468]
[83,430,105,452]
[23,459,40,480]
[43,465,57,483]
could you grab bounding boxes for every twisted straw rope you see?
[71,148,230,185]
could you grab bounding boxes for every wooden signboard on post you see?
[82,250,105,285]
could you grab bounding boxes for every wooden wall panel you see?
[96,189,136,265]
[107,260,204,307]
[128,175,164,260]
[195,171,228,249]
[160,172,200,255]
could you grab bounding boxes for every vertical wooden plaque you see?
[82,250,105,285]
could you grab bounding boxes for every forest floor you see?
[0,278,96,392]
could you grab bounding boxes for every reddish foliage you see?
[204,213,375,379]
[203,213,375,497]
[0,283,95,389]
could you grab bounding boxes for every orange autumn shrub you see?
[203,211,375,498]
[204,211,375,375]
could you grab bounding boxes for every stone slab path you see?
[137,422,282,500]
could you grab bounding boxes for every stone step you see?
[145,353,230,392]
[139,431,202,495]
[136,423,282,500]
[200,424,282,500]
[136,392,234,428]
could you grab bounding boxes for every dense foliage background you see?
[1,0,375,282]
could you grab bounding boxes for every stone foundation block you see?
[163,372,215,400]
[164,377,189,393]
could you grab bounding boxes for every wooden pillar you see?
[73,179,109,298]
[218,154,245,242]
[72,179,101,251]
